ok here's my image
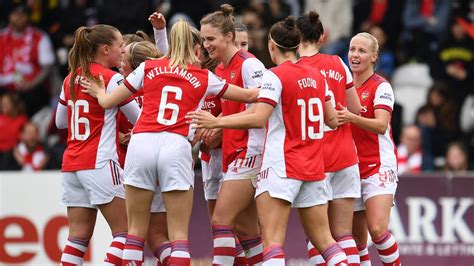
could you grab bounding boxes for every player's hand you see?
[119,131,131,145]
[81,73,105,98]
[336,103,354,125]
[206,128,222,149]
[186,110,219,129]
[149,12,166,30]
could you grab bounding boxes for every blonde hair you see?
[128,41,161,69]
[353,32,379,68]
[354,32,379,54]
[68,24,120,100]
[165,20,200,69]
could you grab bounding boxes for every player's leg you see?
[61,207,97,266]
[211,178,256,265]
[296,180,349,266]
[327,164,361,265]
[60,172,97,266]
[256,192,290,266]
[147,190,170,266]
[121,133,161,265]
[157,132,195,265]
[365,195,400,266]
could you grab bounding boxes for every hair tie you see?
[269,34,299,50]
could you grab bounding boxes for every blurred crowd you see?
[0,0,473,175]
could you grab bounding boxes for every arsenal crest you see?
[361,91,369,101]
[230,71,236,80]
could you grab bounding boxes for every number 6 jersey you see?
[123,58,228,139]
[58,63,140,171]
[258,61,331,181]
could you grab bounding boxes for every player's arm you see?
[221,84,260,103]
[325,99,338,129]
[187,102,273,129]
[338,106,390,134]
[149,12,169,54]
[346,86,361,114]
[340,57,361,114]
[337,82,393,134]
[206,70,259,103]
[55,84,68,129]
[119,100,141,125]
[81,74,133,109]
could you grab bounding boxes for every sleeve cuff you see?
[59,98,67,106]
[258,97,277,107]
[374,104,393,114]
[215,83,229,98]
[346,81,354,89]
[119,96,134,107]
[124,79,137,93]
[325,95,331,101]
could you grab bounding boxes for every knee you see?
[68,227,94,240]
[211,211,232,227]
[367,223,388,241]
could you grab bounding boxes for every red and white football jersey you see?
[215,50,265,172]
[199,95,222,163]
[124,58,228,139]
[298,54,358,172]
[258,61,330,181]
[117,90,144,167]
[60,63,133,171]
[351,74,397,179]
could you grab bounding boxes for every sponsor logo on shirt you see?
[380,92,393,101]
[252,70,263,79]
[262,83,274,91]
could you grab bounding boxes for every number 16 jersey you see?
[258,61,330,181]
[60,63,132,171]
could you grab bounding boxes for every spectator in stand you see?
[416,82,460,167]
[401,0,451,63]
[53,0,98,77]
[0,93,28,170]
[242,7,273,67]
[397,125,424,175]
[0,3,56,117]
[13,122,49,171]
[96,0,154,35]
[352,0,405,55]
[445,141,470,174]
[431,16,473,109]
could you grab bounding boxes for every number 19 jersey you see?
[258,61,330,181]
[124,58,228,139]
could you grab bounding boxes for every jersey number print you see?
[68,100,90,141]
[297,97,324,140]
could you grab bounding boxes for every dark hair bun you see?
[308,11,320,24]
[283,16,295,30]
[220,4,234,16]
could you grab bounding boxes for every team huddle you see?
[56,4,400,266]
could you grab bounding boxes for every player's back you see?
[298,53,358,172]
[61,63,122,171]
[128,58,227,140]
[261,61,328,181]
